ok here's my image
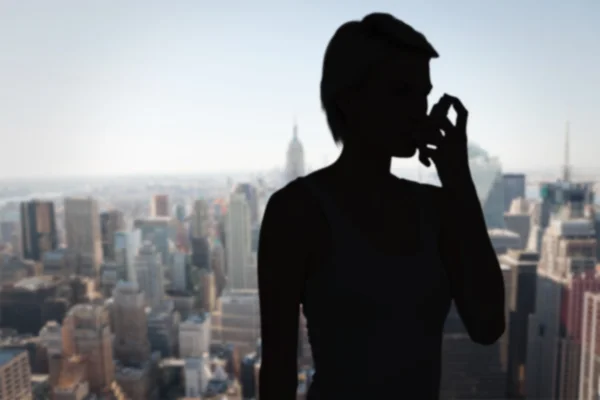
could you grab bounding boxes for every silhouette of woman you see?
[258,13,505,400]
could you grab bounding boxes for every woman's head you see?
[321,13,438,158]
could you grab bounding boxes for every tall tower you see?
[135,241,165,308]
[191,199,211,271]
[112,281,150,364]
[234,184,259,227]
[20,200,58,261]
[285,121,305,183]
[526,198,599,400]
[100,210,125,261]
[225,193,252,290]
[562,121,571,182]
[114,229,142,284]
[64,197,103,277]
[210,239,227,297]
[191,199,210,240]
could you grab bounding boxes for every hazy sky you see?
[0,1,598,178]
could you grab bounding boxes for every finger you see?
[418,146,436,168]
[445,94,469,132]
[436,116,466,145]
[422,130,443,152]
[430,116,454,137]
[430,94,452,119]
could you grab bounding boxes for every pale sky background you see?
[0,1,598,178]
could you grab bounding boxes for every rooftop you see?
[0,347,25,366]
[488,229,520,238]
[42,248,69,261]
[14,276,56,291]
[135,216,171,223]
[184,313,209,325]
[160,357,185,368]
[31,374,49,384]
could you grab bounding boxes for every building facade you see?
[0,348,32,400]
[64,197,103,277]
[20,200,58,261]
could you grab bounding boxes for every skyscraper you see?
[112,281,150,364]
[198,268,217,312]
[146,301,180,357]
[579,292,600,400]
[526,199,598,400]
[0,348,32,400]
[114,229,142,284]
[135,241,165,308]
[184,354,212,398]
[225,193,252,290]
[175,203,186,222]
[64,197,103,277]
[210,239,227,297]
[503,173,526,212]
[150,194,170,217]
[100,209,125,261]
[212,290,261,357]
[234,183,259,227]
[39,320,65,387]
[504,197,533,250]
[284,121,305,184]
[191,199,210,240]
[20,200,58,261]
[0,221,17,244]
[172,250,188,292]
[538,182,595,229]
[190,199,211,270]
[179,313,211,358]
[133,217,170,264]
[468,143,506,229]
[499,250,539,398]
[62,303,114,393]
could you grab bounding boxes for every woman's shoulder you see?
[262,176,328,257]
[264,174,323,223]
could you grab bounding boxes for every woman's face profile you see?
[348,52,433,158]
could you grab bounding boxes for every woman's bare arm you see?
[258,187,307,399]
[437,182,506,345]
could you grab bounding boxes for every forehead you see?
[368,52,431,87]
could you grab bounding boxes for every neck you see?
[332,142,392,188]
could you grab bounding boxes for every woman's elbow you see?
[468,314,506,346]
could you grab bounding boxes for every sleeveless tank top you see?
[300,176,452,400]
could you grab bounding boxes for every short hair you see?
[320,13,439,145]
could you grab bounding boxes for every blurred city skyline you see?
[1,1,598,178]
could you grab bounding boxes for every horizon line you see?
[0,166,596,182]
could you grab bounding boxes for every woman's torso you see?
[298,172,452,399]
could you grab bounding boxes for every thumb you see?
[418,146,436,168]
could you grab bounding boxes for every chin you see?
[391,146,417,159]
